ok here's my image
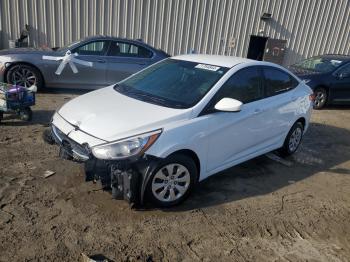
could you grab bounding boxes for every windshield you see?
[114,59,229,109]
[292,57,345,73]
[56,39,82,52]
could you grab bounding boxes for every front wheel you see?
[313,87,327,109]
[279,122,304,157]
[6,64,44,90]
[147,154,197,207]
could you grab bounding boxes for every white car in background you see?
[47,55,313,207]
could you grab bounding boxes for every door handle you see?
[253,108,262,114]
[97,60,106,63]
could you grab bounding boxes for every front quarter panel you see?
[2,53,58,85]
[145,114,210,180]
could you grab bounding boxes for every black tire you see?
[6,64,44,90]
[313,87,327,109]
[146,154,197,207]
[279,121,304,157]
[19,107,32,121]
[0,112,3,123]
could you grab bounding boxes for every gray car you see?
[0,36,169,90]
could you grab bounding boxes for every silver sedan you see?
[0,36,169,90]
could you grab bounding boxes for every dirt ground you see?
[0,90,349,262]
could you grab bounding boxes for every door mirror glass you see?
[338,72,350,79]
[214,98,243,112]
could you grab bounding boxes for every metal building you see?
[0,0,349,65]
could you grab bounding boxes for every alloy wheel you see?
[314,90,326,108]
[151,163,191,202]
[11,67,37,87]
[288,127,302,152]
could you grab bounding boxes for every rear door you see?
[331,63,350,103]
[105,41,156,84]
[261,66,300,142]
[52,40,110,89]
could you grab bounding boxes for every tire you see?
[279,122,304,157]
[313,87,327,109]
[0,112,3,123]
[6,64,44,90]
[19,107,32,121]
[146,154,198,207]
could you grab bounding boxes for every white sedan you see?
[48,55,313,207]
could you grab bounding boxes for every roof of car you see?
[80,35,155,48]
[172,54,253,68]
[319,54,350,61]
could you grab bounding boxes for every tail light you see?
[309,93,316,102]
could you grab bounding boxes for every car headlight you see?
[91,129,162,160]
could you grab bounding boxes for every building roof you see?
[172,54,253,68]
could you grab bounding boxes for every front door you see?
[205,67,268,173]
[331,63,350,103]
[51,40,109,89]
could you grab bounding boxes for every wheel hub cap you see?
[151,163,190,202]
[314,91,325,107]
[289,127,302,152]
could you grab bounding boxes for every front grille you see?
[51,125,90,161]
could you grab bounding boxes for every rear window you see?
[263,67,299,97]
[108,41,153,58]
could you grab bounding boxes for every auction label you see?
[195,64,220,71]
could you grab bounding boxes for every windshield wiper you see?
[114,84,185,109]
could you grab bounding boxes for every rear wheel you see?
[6,64,43,90]
[313,87,327,109]
[147,154,197,207]
[279,122,304,156]
[19,107,32,121]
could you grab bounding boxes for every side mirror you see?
[214,98,243,112]
[338,72,350,79]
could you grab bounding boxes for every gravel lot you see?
[0,90,349,261]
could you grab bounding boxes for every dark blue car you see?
[289,54,350,109]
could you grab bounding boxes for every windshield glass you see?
[56,39,82,52]
[114,59,229,109]
[292,57,345,73]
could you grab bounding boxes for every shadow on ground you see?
[0,109,55,126]
[161,122,350,211]
[322,104,350,110]
[40,88,91,95]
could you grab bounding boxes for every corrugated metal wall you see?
[0,0,349,65]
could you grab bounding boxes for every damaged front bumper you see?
[51,124,91,162]
[43,125,161,207]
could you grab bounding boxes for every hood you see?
[58,86,191,142]
[0,47,58,56]
[288,65,324,78]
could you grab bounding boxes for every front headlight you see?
[91,129,162,160]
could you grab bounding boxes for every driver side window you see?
[73,40,109,56]
[337,63,350,77]
[215,67,263,104]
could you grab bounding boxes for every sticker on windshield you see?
[195,64,220,71]
[330,60,342,65]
